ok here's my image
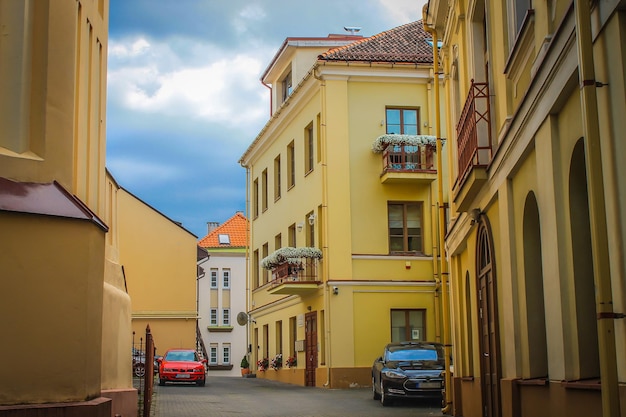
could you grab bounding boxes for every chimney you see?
[207,222,219,234]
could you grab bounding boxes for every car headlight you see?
[382,370,406,379]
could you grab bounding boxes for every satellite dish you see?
[237,311,251,326]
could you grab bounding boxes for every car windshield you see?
[165,351,197,362]
[387,347,440,362]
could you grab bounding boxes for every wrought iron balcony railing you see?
[456,80,492,186]
[382,144,436,173]
[270,258,319,287]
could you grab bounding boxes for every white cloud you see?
[107,38,268,126]
[233,4,267,34]
[377,0,426,23]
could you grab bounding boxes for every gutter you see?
[423,5,452,415]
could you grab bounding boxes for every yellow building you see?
[115,185,199,355]
[0,1,134,416]
[239,22,449,388]
[425,1,626,416]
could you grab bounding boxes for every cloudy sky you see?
[106,0,428,239]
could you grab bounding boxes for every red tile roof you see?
[319,21,432,64]
[198,212,248,249]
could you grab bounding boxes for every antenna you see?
[344,26,361,35]
[236,311,255,326]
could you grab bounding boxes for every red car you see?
[157,349,207,386]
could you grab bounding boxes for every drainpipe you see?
[423,6,452,414]
[573,2,621,416]
[240,161,252,374]
[313,65,332,388]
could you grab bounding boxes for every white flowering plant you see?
[371,134,441,153]
[270,353,282,370]
[261,247,323,270]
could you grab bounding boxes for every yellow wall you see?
[118,189,198,353]
[0,213,105,405]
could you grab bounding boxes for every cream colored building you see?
[0,1,134,416]
[425,0,626,416]
[239,23,449,388]
[198,212,249,377]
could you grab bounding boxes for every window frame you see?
[274,155,281,201]
[388,201,424,254]
[385,107,420,135]
[287,141,295,189]
[390,309,426,342]
[210,269,218,289]
[210,308,218,326]
[222,308,230,326]
[222,269,230,289]
[305,122,314,175]
[209,345,218,365]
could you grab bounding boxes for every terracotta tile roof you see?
[319,21,432,64]
[198,212,248,249]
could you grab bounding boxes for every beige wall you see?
[0,213,105,405]
[118,189,198,353]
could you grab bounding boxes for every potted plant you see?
[240,355,250,376]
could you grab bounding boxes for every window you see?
[316,114,322,163]
[210,309,218,326]
[210,345,218,364]
[222,308,230,326]
[509,0,532,37]
[305,123,314,174]
[386,108,419,135]
[210,269,218,289]
[222,269,230,289]
[288,224,296,247]
[276,321,283,355]
[287,141,295,189]
[223,345,231,364]
[388,202,423,253]
[262,169,268,212]
[262,243,269,284]
[281,70,293,103]
[253,178,259,218]
[218,234,230,245]
[306,211,315,247]
[274,155,281,200]
[391,309,425,342]
[253,249,259,288]
[289,317,297,356]
[275,233,282,250]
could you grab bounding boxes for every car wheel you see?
[380,381,392,407]
[372,376,381,400]
[133,364,145,378]
[159,378,165,386]
[196,379,205,387]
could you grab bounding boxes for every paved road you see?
[151,375,446,417]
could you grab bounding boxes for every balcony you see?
[262,247,322,295]
[454,80,492,211]
[372,135,439,184]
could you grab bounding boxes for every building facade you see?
[0,1,134,416]
[425,0,626,416]
[198,212,249,377]
[116,186,199,355]
[239,22,449,388]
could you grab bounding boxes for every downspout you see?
[423,6,452,414]
[240,160,252,371]
[573,2,621,416]
[314,65,332,388]
[262,81,273,117]
[428,81,443,344]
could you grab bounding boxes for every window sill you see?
[207,364,234,371]
[516,377,548,386]
[207,326,234,333]
[561,378,601,391]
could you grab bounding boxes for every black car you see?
[371,341,445,406]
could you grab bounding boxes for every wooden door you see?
[305,312,317,387]
[477,219,500,417]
